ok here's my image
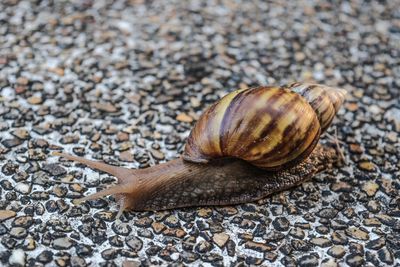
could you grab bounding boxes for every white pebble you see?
[14,183,31,194]
[9,249,26,266]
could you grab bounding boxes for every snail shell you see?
[183,83,346,170]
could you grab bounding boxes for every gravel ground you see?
[0,0,400,266]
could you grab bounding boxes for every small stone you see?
[298,254,319,267]
[327,245,346,258]
[42,163,67,176]
[358,161,376,172]
[164,215,180,228]
[366,237,385,250]
[53,237,74,250]
[24,237,36,251]
[316,226,329,235]
[75,244,93,257]
[163,228,187,238]
[197,208,213,217]
[12,216,33,227]
[119,151,134,162]
[289,227,305,239]
[176,113,193,123]
[317,208,338,219]
[345,253,364,267]
[11,129,30,140]
[150,149,165,160]
[345,227,369,241]
[2,138,23,148]
[363,218,381,227]
[0,210,16,222]
[330,182,353,192]
[48,67,65,76]
[349,144,363,154]
[14,183,31,194]
[272,217,290,231]
[126,236,143,252]
[377,247,394,265]
[366,200,381,213]
[36,250,53,263]
[70,256,87,267]
[16,77,29,85]
[244,241,275,252]
[151,222,166,234]
[27,96,43,105]
[94,211,115,221]
[331,231,348,245]
[9,249,25,266]
[212,232,229,248]
[112,131,126,141]
[264,252,278,262]
[190,97,201,107]
[361,181,379,197]
[112,222,132,236]
[93,102,118,113]
[10,227,27,239]
[101,248,118,260]
[310,237,332,247]
[195,240,212,253]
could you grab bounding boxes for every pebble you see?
[298,254,319,267]
[0,210,16,221]
[53,237,74,250]
[37,250,53,263]
[310,237,332,247]
[327,245,346,258]
[358,161,376,172]
[377,247,394,265]
[176,113,194,123]
[212,232,230,248]
[9,249,25,266]
[272,217,290,231]
[345,253,365,267]
[345,227,370,241]
[11,129,30,140]
[14,183,31,194]
[361,181,379,197]
[42,164,67,176]
[10,227,27,239]
[366,237,386,250]
[2,138,23,148]
[27,96,43,105]
[126,236,143,252]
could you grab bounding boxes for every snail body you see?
[54,83,346,215]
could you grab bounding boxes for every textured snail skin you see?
[52,83,346,214]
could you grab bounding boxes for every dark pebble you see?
[126,236,143,252]
[298,254,319,267]
[108,236,124,247]
[75,244,93,257]
[345,253,365,267]
[42,163,67,176]
[101,248,118,260]
[37,250,53,263]
[112,222,132,236]
[272,217,290,231]
[377,247,394,265]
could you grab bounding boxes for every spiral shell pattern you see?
[286,83,347,132]
[183,83,346,170]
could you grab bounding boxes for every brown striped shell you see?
[183,83,346,170]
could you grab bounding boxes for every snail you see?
[53,82,346,216]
